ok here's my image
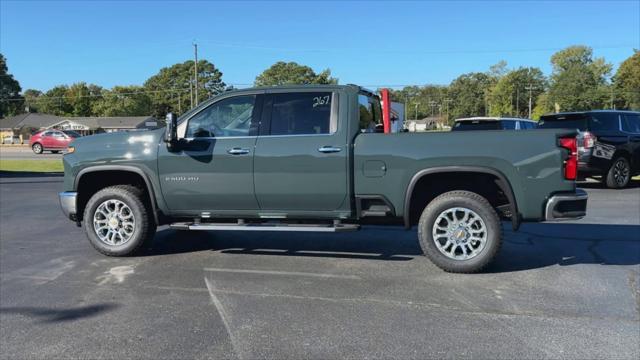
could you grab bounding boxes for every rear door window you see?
[358,94,382,133]
[538,114,589,130]
[622,114,640,133]
[452,120,501,131]
[590,113,620,131]
[268,92,335,135]
[501,120,517,130]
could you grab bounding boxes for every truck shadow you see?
[578,179,640,189]
[143,223,640,271]
[0,303,119,323]
[488,222,640,272]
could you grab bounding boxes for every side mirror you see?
[165,113,178,148]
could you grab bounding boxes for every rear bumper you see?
[59,192,77,221]
[544,189,588,221]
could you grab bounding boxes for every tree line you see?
[391,46,639,121]
[0,45,638,121]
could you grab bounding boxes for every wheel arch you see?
[403,166,519,230]
[75,165,160,225]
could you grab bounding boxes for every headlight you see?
[65,146,75,154]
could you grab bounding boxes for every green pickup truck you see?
[59,85,587,273]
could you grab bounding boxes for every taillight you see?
[559,137,578,180]
[579,131,596,149]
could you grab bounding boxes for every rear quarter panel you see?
[353,129,576,220]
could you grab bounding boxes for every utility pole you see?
[414,102,420,120]
[610,87,615,110]
[525,85,535,119]
[444,98,453,123]
[190,82,193,109]
[516,87,520,117]
[193,42,199,106]
[430,100,437,116]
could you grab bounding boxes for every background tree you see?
[254,61,337,86]
[92,86,153,116]
[612,50,640,110]
[65,82,103,116]
[447,72,494,120]
[23,89,43,113]
[545,45,612,112]
[38,85,72,115]
[488,67,547,118]
[144,59,225,117]
[0,54,24,117]
[390,85,449,120]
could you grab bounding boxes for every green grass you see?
[0,159,63,173]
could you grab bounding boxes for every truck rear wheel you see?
[83,185,156,256]
[417,191,502,273]
[605,157,630,189]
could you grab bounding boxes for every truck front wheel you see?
[83,185,156,256]
[417,191,502,273]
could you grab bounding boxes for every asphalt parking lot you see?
[0,146,62,160]
[1,174,639,359]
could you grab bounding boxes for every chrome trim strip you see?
[182,223,360,232]
[59,192,77,220]
[544,189,588,221]
[318,146,342,153]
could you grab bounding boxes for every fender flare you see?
[403,166,520,230]
[75,165,160,225]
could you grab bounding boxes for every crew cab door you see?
[253,91,348,213]
[157,94,262,212]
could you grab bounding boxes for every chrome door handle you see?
[318,146,342,153]
[227,148,250,155]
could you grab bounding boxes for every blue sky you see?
[1,0,639,91]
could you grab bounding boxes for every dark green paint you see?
[63,85,575,224]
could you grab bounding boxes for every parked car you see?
[538,110,640,188]
[452,117,537,131]
[2,135,21,144]
[58,85,586,273]
[29,129,80,154]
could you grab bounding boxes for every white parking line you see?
[204,277,245,360]
[203,267,361,280]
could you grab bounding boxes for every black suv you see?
[538,110,640,188]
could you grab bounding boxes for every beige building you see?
[0,113,160,142]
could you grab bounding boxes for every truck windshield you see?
[538,114,588,130]
[62,130,82,137]
[452,120,501,131]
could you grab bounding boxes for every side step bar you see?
[169,222,360,233]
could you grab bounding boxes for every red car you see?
[29,130,80,154]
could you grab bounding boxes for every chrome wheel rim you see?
[613,159,630,186]
[93,199,136,246]
[33,144,41,153]
[432,207,487,261]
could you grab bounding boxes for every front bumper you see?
[544,189,588,221]
[59,192,77,221]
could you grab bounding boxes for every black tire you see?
[417,190,502,273]
[32,143,43,154]
[83,185,156,256]
[605,157,631,189]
